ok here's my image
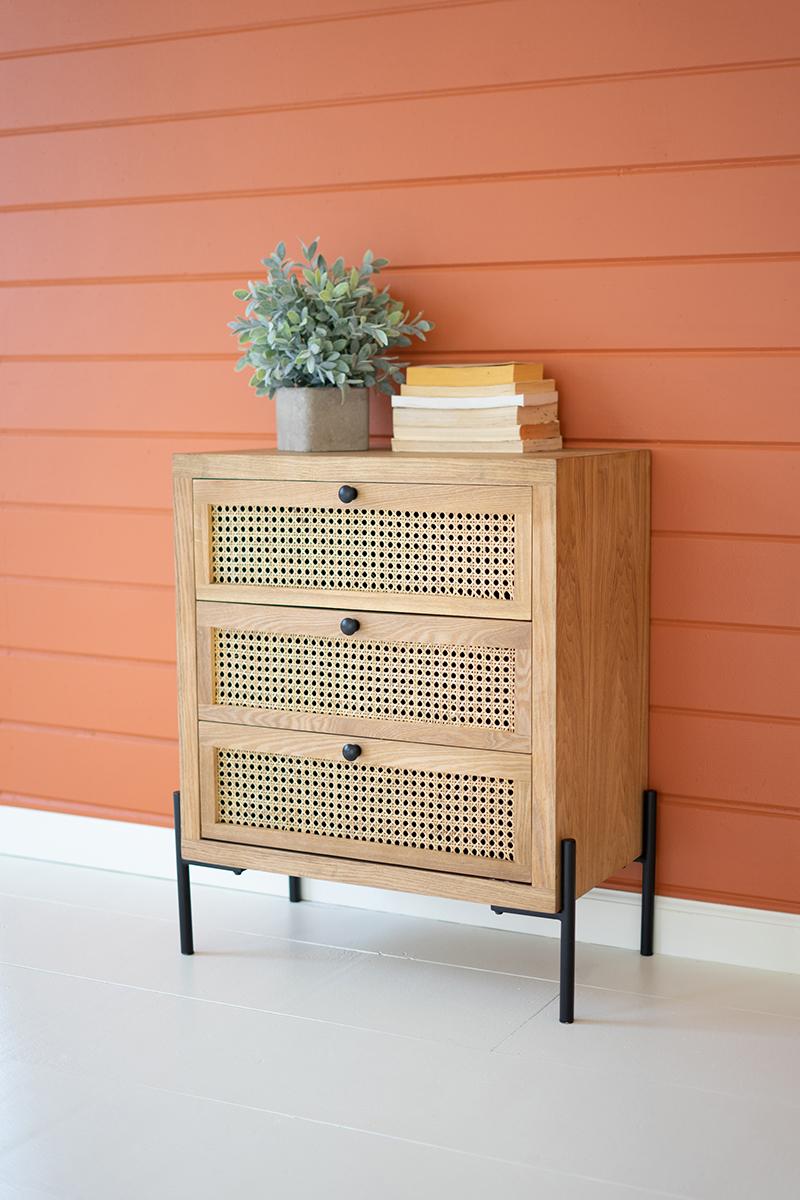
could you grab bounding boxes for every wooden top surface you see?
[173,447,647,484]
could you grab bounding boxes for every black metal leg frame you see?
[491,789,658,1023]
[173,789,657,1024]
[173,792,301,955]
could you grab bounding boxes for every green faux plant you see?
[229,238,433,397]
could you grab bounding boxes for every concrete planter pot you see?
[275,387,369,452]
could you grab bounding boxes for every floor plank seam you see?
[2,867,799,1024]
[487,1002,547,1054]
[11,959,799,1112]
[486,1020,800,1112]
[86,1075,701,1200]
[0,959,509,1052]
[3,891,799,1021]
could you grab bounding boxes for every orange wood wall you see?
[1,0,798,914]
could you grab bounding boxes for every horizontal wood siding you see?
[1,0,797,913]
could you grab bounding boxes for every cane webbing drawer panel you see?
[198,724,532,881]
[196,602,531,751]
[193,479,532,618]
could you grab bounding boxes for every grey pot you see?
[275,387,369,452]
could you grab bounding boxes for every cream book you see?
[405,362,544,386]
[393,404,558,430]
[393,390,559,411]
[400,380,555,398]
[391,437,563,454]
[392,422,560,443]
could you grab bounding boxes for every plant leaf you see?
[229,240,432,394]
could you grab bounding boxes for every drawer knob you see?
[340,617,360,636]
[338,484,358,504]
[342,743,362,762]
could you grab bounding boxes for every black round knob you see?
[338,485,358,504]
[340,617,360,636]
[342,743,362,762]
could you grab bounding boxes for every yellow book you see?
[392,437,563,454]
[400,380,555,398]
[405,362,545,386]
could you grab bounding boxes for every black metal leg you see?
[558,838,576,1024]
[173,790,194,955]
[288,875,302,903]
[487,790,658,1023]
[640,789,658,956]
[490,836,578,1021]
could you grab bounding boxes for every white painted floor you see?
[0,855,797,1199]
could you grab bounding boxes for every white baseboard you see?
[1,804,797,975]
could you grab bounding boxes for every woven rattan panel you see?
[209,505,515,600]
[212,628,516,732]
[216,748,517,862]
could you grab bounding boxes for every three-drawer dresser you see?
[172,449,655,1022]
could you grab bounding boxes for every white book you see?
[392,391,559,411]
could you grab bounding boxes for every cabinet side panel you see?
[555,451,650,898]
[173,471,201,839]
[531,481,557,891]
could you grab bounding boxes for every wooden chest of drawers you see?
[173,449,650,918]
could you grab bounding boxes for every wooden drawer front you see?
[199,724,532,882]
[193,479,531,618]
[197,602,531,752]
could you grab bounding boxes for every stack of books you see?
[391,362,562,453]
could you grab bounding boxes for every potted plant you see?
[230,238,434,452]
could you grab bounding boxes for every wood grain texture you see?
[554,451,650,899]
[191,476,533,619]
[176,448,566,482]
[197,721,532,883]
[173,473,200,838]
[530,479,557,891]
[181,835,558,912]
[173,450,650,903]
[196,600,532,752]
